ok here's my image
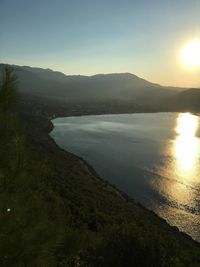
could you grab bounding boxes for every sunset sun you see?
[180,40,200,68]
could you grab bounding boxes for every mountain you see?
[164,88,200,112]
[0,64,183,106]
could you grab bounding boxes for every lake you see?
[51,112,200,242]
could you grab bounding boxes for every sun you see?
[180,40,200,68]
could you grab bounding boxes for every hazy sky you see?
[1,0,200,87]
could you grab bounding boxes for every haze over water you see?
[51,113,200,241]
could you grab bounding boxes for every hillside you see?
[163,88,200,112]
[18,93,200,267]
[0,64,182,106]
[1,67,200,266]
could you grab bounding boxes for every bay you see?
[51,112,200,241]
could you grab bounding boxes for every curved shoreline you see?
[19,95,200,246]
[49,112,200,243]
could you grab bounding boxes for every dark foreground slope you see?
[16,94,200,267]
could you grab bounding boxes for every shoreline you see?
[49,111,199,243]
[19,95,200,246]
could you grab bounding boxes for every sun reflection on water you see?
[153,113,200,239]
[174,113,199,180]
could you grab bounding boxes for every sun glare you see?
[180,40,200,68]
[174,113,199,176]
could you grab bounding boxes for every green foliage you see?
[56,222,200,267]
[0,67,17,112]
[82,224,182,267]
[0,68,65,266]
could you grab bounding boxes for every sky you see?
[1,0,200,87]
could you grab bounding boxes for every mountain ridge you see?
[0,63,159,82]
[0,63,184,106]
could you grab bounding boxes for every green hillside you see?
[0,67,200,266]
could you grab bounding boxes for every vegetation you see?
[0,67,200,266]
[0,67,65,266]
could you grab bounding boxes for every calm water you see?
[51,113,200,241]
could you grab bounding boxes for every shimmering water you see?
[51,112,200,241]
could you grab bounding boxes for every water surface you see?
[51,112,200,241]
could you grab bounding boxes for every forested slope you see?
[0,67,200,267]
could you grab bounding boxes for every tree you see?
[0,67,65,266]
[0,66,17,113]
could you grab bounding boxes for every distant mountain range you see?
[163,88,200,112]
[0,63,200,111]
